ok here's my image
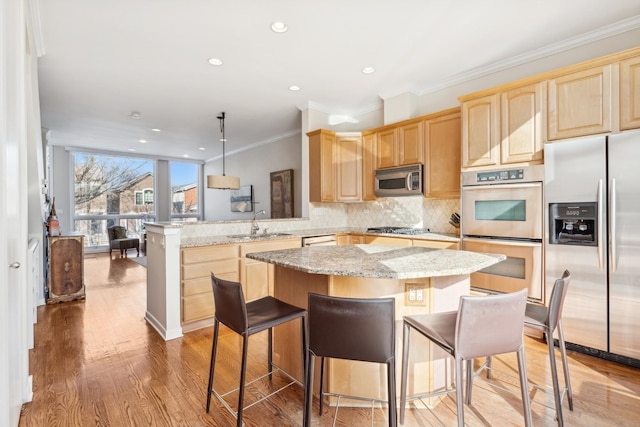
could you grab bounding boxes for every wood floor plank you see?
[19,253,640,426]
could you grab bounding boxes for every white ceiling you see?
[37,0,640,162]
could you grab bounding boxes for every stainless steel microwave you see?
[374,163,423,197]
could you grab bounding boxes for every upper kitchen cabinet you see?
[621,55,640,130]
[376,121,423,169]
[361,131,377,201]
[423,109,461,199]
[461,93,500,168]
[308,129,362,202]
[461,82,544,169]
[547,64,613,140]
[501,82,545,164]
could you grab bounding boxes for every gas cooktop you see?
[366,226,431,235]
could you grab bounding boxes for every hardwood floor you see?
[19,253,639,426]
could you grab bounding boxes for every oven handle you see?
[461,182,542,191]
[462,237,541,248]
[598,178,605,270]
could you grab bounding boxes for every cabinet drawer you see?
[182,293,214,323]
[182,244,239,264]
[182,258,239,280]
[412,239,459,250]
[240,238,301,257]
[364,236,412,246]
[182,271,239,297]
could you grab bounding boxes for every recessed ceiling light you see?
[271,21,288,33]
[289,85,300,91]
[183,154,190,158]
[138,139,147,144]
[208,57,223,66]
[130,111,141,119]
[151,128,161,132]
[361,66,376,74]
[198,147,205,151]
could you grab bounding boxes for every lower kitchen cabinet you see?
[337,233,365,245]
[412,239,459,250]
[240,238,301,300]
[364,235,412,246]
[181,244,239,325]
[180,238,301,327]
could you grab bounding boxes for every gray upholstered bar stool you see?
[206,274,307,427]
[399,289,532,427]
[477,270,573,426]
[303,293,397,427]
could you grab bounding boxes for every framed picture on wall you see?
[270,169,293,218]
[230,185,253,212]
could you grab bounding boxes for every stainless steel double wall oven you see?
[461,165,545,302]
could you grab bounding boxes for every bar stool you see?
[206,274,307,427]
[478,270,573,426]
[399,289,532,427]
[303,293,397,427]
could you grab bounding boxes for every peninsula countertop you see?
[246,244,504,280]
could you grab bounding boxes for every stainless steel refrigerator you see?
[544,131,640,361]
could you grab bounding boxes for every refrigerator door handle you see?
[598,178,605,270]
[610,178,617,272]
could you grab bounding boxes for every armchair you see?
[107,226,140,258]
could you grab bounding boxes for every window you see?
[170,161,200,221]
[73,152,155,249]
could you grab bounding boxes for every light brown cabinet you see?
[181,244,239,324]
[376,122,423,169]
[412,239,459,250]
[240,238,301,301]
[621,55,640,130]
[47,233,85,304]
[461,93,500,168]
[462,83,544,169]
[361,132,377,201]
[423,109,462,198]
[308,129,362,202]
[337,233,365,245]
[501,82,545,164]
[364,235,412,246]
[547,64,613,140]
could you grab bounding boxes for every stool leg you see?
[465,359,473,405]
[319,357,325,415]
[303,352,315,427]
[547,331,564,427]
[268,327,273,381]
[387,359,397,427]
[557,322,573,410]
[206,320,220,413]
[399,322,410,425]
[237,334,249,427]
[517,346,533,427]
[455,356,465,427]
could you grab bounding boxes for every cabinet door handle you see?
[8,262,21,269]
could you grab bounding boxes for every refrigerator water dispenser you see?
[549,202,597,246]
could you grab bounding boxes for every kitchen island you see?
[246,244,504,404]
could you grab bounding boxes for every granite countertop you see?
[246,244,504,279]
[180,227,460,247]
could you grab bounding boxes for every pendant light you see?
[207,112,240,190]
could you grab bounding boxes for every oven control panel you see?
[476,169,524,183]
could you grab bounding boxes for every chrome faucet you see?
[251,209,266,235]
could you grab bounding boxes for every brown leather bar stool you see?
[206,274,307,427]
[303,293,397,427]
[478,270,573,426]
[399,289,532,427]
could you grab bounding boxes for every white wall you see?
[204,132,302,220]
